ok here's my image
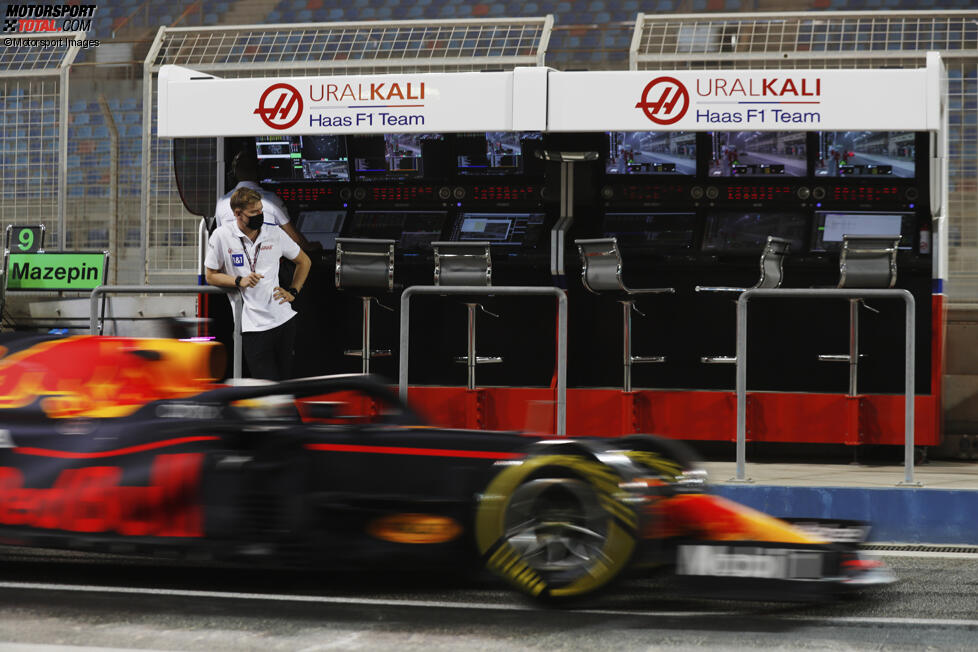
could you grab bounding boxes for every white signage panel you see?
[548,69,930,132]
[159,70,517,137]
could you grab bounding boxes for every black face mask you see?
[246,212,264,230]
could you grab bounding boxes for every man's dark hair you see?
[232,151,258,182]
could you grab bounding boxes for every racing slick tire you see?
[475,455,639,601]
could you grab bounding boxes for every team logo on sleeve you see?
[231,253,245,267]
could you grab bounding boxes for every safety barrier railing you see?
[89,284,243,378]
[735,288,917,486]
[399,286,567,437]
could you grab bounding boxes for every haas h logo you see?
[254,83,303,130]
[635,77,689,125]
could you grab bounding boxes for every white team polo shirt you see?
[204,221,301,333]
[214,181,290,228]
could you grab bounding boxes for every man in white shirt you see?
[205,187,311,381]
[215,152,319,252]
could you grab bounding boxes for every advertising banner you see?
[159,69,523,137]
[548,69,931,132]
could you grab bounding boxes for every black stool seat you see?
[818,234,902,394]
[432,241,502,390]
[335,238,396,374]
[575,237,675,392]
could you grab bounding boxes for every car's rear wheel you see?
[476,455,637,601]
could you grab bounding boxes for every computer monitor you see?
[601,213,698,250]
[456,132,543,176]
[811,211,913,252]
[815,131,915,178]
[352,133,441,181]
[344,210,447,252]
[255,135,349,182]
[702,212,808,253]
[300,136,349,181]
[606,132,696,176]
[296,210,346,251]
[255,135,301,181]
[450,212,547,247]
[709,131,807,177]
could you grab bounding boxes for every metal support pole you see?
[361,296,372,374]
[622,300,632,393]
[849,298,859,396]
[735,288,917,486]
[89,285,243,378]
[400,286,568,436]
[466,302,478,391]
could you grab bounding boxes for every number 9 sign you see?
[6,225,44,253]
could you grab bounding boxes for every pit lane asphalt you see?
[0,547,975,650]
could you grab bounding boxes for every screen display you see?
[344,211,446,252]
[457,132,542,176]
[606,132,696,176]
[702,212,808,253]
[811,211,912,252]
[353,133,440,181]
[450,212,547,247]
[709,132,807,177]
[815,131,915,178]
[296,210,345,251]
[255,135,349,182]
[601,213,698,250]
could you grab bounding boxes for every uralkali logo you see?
[254,83,303,130]
[635,76,689,126]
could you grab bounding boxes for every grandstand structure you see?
[0,3,975,292]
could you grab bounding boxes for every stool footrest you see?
[630,355,666,364]
[818,354,867,363]
[454,356,503,364]
[700,356,737,364]
[344,349,392,358]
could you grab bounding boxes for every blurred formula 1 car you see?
[0,334,894,601]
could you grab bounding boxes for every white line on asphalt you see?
[870,550,978,559]
[2,581,978,628]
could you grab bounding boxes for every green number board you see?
[6,252,106,291]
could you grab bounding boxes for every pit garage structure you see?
[157,16,949,453]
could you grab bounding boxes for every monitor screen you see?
[450,212,547,247]
[256,135,301,181]
[352,133,441,181]
[456,132,542,176]
[255,135,349,182]
[709,132,807,177]
[815,131,915,178]
[811,211,913,252]
[296,210,345,251]
[344,210,447,252]
[606,132,696,176]
[702,212,808,253]
[300,136,349,181]
[601,213,698,250]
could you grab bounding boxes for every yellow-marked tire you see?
[475,455,638,601]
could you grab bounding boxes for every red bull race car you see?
[0,333,894,601]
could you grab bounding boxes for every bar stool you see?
[432,241,501,390]
[335,238,395,374]
[575,237,675,392]
[694,235,792,364]
[818,234,901,394]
